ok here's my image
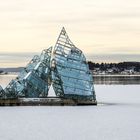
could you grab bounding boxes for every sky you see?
[0,0,140,67]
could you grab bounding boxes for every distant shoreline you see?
[0,61,140,76]
[0,73,140,77]
[94,74,140,76]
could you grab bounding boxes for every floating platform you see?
[0,97,97,106]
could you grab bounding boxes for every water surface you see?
[0,75,140,140]
[94,75,140,85]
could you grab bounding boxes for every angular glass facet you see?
[52,27,96,100]
[2,47,52,98]
[0,28,96,101]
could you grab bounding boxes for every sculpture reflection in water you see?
[0,28,96,103]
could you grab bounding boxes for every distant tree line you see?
[88,62,140,72]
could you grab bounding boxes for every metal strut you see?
[0,28,96,101]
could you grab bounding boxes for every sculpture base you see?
[0,97,97,106]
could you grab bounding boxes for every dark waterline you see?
[94,75,140,85]
[0,75,140,87]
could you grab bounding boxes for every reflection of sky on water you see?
[0,84,140,140]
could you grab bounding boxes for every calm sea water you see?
[94,75,140,85]
[0,75,140,140]
[0,75,140,88]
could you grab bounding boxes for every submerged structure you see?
[0,28,96,105]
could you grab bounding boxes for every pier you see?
[0,98,97,106]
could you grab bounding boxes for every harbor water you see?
[0,75,140,140]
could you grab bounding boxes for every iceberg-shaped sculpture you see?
[0,28,96,105]
[52,27,96,100]
[2,47,52,98]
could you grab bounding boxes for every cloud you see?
[0,0,140,67]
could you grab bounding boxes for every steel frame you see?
[0,28,96,101]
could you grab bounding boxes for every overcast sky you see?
[0,0,140,67]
